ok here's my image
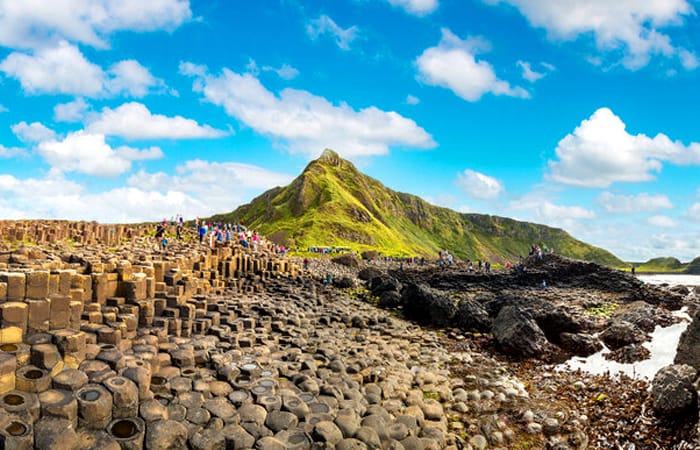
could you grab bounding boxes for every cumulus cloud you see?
[37,131,163,177]
[0,0,192,50]
[0,145,26,159]
[647,215,677,228]
[485,0,696,70]
[86,102,227,140]
[0,42,167,97]
[455,169,505,199]
[11,122,57,143]
[386,0,439,16]
[548,107,700,188]
[54,98,90,122]
[0,157,293,223]
[597,192,673,213]
[106,60,167,97]
[306,15,359,51]
[416,29,529,102]
[0,41,105,96]
[687,203,700,223]
[181,63,435,157]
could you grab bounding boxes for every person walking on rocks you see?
[161,236,167,253]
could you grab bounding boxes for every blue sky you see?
[1,0,700,261]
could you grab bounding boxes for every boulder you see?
[454,299,491,333]
[378,291,401,309]
[401,283,456,327]
[599,320,646,350]
[652,364,698,419]
[558,332,602,357]
[676,310,700,370]
[333,277,356,289]
[332,254,360,268]
[614,302,668,333]
[358,267,383,281]
[492,305,549,358]
[369,276,401,296]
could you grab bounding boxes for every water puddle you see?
[558,308,691,380]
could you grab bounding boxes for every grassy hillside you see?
[635,257,686,273]
[211,149,626,267]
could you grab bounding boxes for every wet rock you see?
[558,332,603,357]
[675,310,700,371]
[492,305,548,358]
[652,364,698,419]
[600,320,646,350]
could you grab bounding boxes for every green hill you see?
[635,257,685,273]
[211,149,626,267]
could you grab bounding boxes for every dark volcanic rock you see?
[604,344,651,363]
[369,276,401,296]
[358,267,383,281]
[332,253,360,268]
[333,276,356,289]
[599,320,646,350]
[558,332,603,357]
[652,364,698,419]
[492,305,549,358]
[614,301,664,333]
[454,298,492,333]
[401,283,456,327]
[378,291,402,309]
[674,310,700,370]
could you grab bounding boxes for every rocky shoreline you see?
[0,229,697,448]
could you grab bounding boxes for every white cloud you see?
[306,15,359,51]
[486,0,695,70]
[455,169,504,199]
[11,122,57,143]
[0,41,105,96]
[687,203,700,223]
[0,156,293,223]
[0,0,191,50]
[37,131,163,177]
[548,107,700,188]
[0,105,7,113]
[647,215,677,228]
[181,64,435,157]
[406,95,420,105]
[265,64,299,80]
[106,60,167,97]
[517,60,554,82]
[538,202,596,220]
[87,102,226,140]
[416,29,529,102]
[54,98,90,122]
[679,49,700,70]
[597,192,673,213]
[0,42,167,98]
[387,0,439,16]
[0,145,26,159]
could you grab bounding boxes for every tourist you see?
[161,236,167,253]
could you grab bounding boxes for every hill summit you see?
[212,149,624,266]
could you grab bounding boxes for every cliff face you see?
[211,149,625,266]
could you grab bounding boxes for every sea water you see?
[558,274,700,380]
